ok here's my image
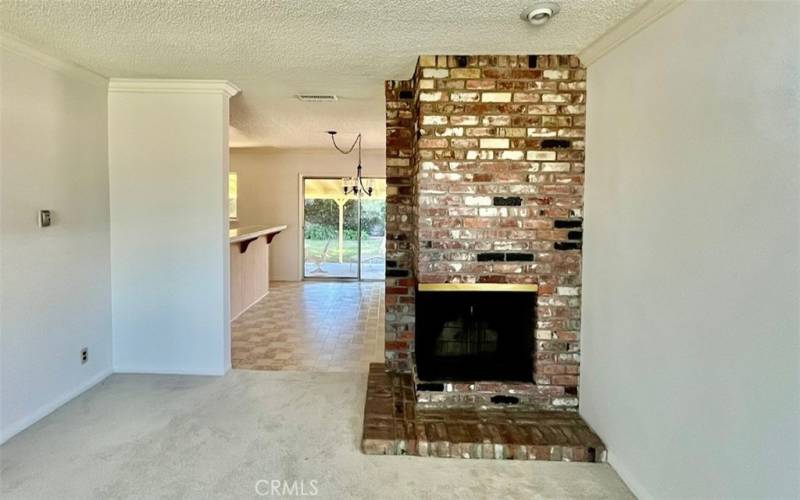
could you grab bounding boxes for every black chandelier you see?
[327,130,373,197]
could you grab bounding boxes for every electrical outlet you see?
[81,347,88,364]
[39,210,52,227]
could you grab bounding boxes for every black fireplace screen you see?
[415,288,535,382]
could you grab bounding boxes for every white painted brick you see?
[451,92,480,102]
[422,115,447,125]
[563,105,586,115]
[558,353,580,363]
[450,115,479,125]
[433,173,463,181]
[468,150,493,160]
[557,286,580,296]
[435,127,463,137]
[508,185,536,195]
[528,104,559,115]
[481,92,512,103]
[541,162,571,172]
[542,93,569,103]
[480,138,509,149]
[527,128,557,137]
[527,151,557,161]
[553,397,579,407]
[422,68,449,78]
[543,70,570,80]
[498,150,524,160]
[419,91,443,102]
[464,196,492,206]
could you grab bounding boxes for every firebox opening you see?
[416,287,535,382]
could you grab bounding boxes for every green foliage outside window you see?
[303,198,385,240]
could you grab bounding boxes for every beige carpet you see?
[0,370,633,499]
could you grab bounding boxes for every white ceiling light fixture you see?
[521,2,561,26]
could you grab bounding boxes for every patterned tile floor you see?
[231,281,385,372]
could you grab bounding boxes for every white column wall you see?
[108,81,236,375]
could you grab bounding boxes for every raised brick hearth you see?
[361,364,605,460]
[384,54,586,411]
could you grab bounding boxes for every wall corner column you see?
[108,79,240,375]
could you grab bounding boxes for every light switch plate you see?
[39,210,51,227]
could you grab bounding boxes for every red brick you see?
[384,55,585,407]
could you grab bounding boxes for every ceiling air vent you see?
[296,94,338,102]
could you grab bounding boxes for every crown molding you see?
[0,30,108,87]
[109,79,241,97]
[579,0,685,66]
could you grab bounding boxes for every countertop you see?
[229,224,287,243]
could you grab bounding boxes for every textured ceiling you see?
[1,0,642,148]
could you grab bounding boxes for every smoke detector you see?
[521,2,560,25]
[296,94,338,102]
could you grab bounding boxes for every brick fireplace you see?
[385,54,586,411]
[365,54,601,459]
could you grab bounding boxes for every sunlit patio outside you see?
[303,178,386,280]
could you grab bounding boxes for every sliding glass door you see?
[358,184,386,280]
[303,177,386,280]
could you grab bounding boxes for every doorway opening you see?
[302,177,386,280]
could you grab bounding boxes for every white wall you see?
[0,42,111,442]
[109,82,235,375]
[582,2,800,498]
[230,148,385,281]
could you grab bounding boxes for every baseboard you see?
[607,449,652,499]
[0,368,112,445]
[112,366,227,376]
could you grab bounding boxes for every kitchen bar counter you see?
[229,224,286,320]
[229,224,287,244]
